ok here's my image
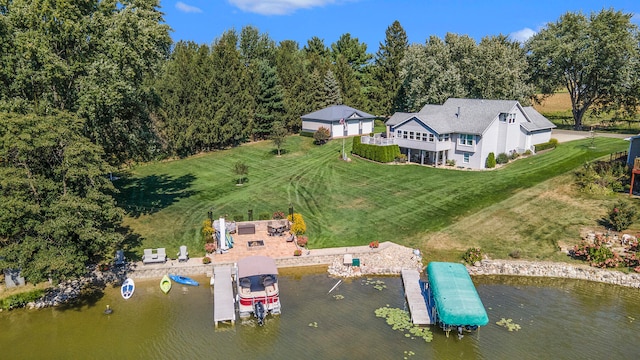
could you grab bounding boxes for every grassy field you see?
[533,92,640,133]
[115,135,630,261]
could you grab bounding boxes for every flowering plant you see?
[273,211,285,220]
[293,249,302,256]
[462,247,483,265]
[369,241,379,248]
[205,242,216,253]
[296,236,308,247]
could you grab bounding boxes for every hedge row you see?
[534,138,558,152]
[352,136,401,163]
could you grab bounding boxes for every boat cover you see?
[237,256,278,278]
[427,262,489,326]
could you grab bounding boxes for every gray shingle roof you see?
[521,106,556,131]
[386,98,555,134]
[301,105,375,121]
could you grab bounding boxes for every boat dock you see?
[213,265,236,328]
[401,269,431,325]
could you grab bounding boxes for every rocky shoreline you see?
[17,247,640,310]
[467,260,640,288]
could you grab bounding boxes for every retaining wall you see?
[468,260,640,288]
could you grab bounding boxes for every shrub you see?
[258,212,271,220]
[534,138,558,152]
[508,249,521,259]
[496,153,509,165]
[524,149,532,156]
[288,212,307,235]
[272,211,285,220]
[607,200,637,232]
[369,240,379,248]
[395,153,407,163]
[205,242,216,253]
[463,247,484,265]
[202,256,211,264]
[575,161,629,194]
[313,127,331,145]
[296,235,308,247]
[570,238,622,268]
[510,152,520,160]
[0,289,45,310]
[486,152,496,168]
[293,249,302,256]
[446,159,456,166]
[202,219,214,241]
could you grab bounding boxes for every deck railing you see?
[360,135,397,146]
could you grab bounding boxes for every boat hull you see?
[169,274,199,286]
[121,278,135,300]
[160,275,172,294]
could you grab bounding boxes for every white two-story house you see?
[382,98,556,169]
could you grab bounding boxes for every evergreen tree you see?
[372,20,408,115]
[253,60,285,140]
[324,69,343,106]
[276,40,308,132]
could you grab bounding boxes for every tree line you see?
[1,2,638,282]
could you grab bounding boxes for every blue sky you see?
[162,0,640,52]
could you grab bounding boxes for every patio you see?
[212,220,299,264]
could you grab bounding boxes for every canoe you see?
[160,275,172,294]
[121,278,135,299]
[169,274,199,286]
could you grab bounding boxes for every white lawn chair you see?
[178,245,188,262]
[115,250,125,266]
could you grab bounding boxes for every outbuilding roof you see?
[301,105,375,121]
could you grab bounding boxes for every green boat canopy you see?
[427,262,489,327]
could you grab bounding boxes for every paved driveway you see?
[552,129,630,143]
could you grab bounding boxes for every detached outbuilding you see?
[301,105,375,138]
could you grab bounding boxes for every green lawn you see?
[115,136,628,259]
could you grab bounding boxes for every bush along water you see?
[463,247,484,265]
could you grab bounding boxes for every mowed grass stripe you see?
[116,136,628,256]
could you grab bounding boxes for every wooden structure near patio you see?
[213,265,236,328]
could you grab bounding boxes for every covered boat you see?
[426,262,488,336]
[236,256,280,324]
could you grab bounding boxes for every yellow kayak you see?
[160,275,172,294]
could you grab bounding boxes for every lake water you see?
[1,271,639,359]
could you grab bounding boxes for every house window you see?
[444,134,450,141]
[402,131,408,139]
[429,134,434,142]
[409,132,414,140]
[422,133,428,141]
[459,134,474,146]
[508,113,516,124]
[463,152,470,163]
[396,130,401,138]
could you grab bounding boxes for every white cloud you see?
[176,2,203,14]
[228,0,339,15]
[509,27,536,43]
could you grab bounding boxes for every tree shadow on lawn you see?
[114,173,198,218]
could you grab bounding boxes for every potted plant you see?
[293,249,302,256]
[202,256,211,264]
[369,241,379,248]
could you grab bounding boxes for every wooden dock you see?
[213,265,236,327]
[401,269,432,325]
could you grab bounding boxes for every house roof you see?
[521,107,557,131]
[386,98,555,135]
[301,105,375,121]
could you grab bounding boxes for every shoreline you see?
[16,242,640,309]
